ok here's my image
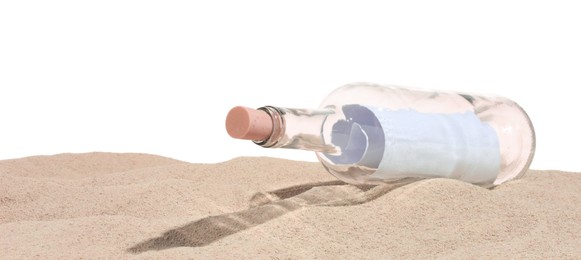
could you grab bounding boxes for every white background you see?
[1,1,579,171]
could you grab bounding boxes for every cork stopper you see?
[225,106,273,141]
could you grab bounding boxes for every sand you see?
[0,152,579,259]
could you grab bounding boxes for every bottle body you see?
[234,83,535,187]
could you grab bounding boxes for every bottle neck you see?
[255,106,338,154]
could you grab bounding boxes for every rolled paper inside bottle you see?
[325,105,501,185]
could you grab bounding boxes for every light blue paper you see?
[328,105,500,184]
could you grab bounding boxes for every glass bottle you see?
[225,83,535,187]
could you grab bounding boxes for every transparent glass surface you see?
[315,83,535,187]
[259,83,535,187]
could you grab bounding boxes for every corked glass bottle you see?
[226,83,535,187]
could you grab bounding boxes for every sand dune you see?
[0,153,579,258]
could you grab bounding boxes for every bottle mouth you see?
[253,106,286,148]
[254,106,340,153]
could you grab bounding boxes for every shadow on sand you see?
[128,178,416,253]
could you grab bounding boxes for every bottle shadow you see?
[128,178,417,253]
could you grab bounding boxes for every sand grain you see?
[0,153,579,259]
